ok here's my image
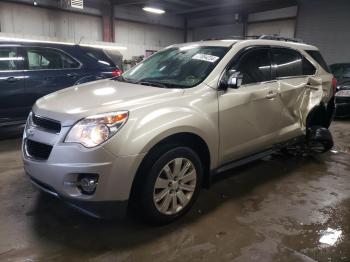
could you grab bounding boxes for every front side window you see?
[232,48,272,85]
[0,47,22,71]
[26,48,79,70]
[122,46,228,88]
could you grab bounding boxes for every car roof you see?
[0,39,123,54]
[171,39,318,51]
[0,39,77,49]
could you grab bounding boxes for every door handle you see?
[6,77,19,83]
[66,73,79,78]
[266,90,279,99]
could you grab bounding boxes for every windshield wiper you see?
[137,81,169,89]
[113,76,138,84]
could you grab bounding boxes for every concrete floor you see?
[0,121,349,262]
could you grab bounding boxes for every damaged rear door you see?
[271,47,331,143]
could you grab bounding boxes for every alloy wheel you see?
[153,158,197,215]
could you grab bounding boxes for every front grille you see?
[32,114,61,133]
[26,139,53,160]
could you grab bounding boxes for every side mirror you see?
[220,70,243,90]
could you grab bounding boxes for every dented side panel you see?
[277,74,333,141]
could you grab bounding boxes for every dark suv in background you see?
[330,63,350,117]
[0,41,123,127]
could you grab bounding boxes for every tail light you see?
[111,69,123,77]
[332,77,337,95]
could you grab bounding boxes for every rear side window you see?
[272,48,303,78]
[302,57,316,75]
[272,48,316,77]
[0,47,21,71]
[306,50,330,73]
[235,48,272,85]
[26,48,80,70]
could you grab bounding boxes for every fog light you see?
[78,175,98,195]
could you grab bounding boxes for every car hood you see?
[33,79,184,126]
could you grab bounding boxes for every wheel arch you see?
[129,132,212,207]
[306,98,335,129]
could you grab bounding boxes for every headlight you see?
[336,90,350,97]
[65,111,129,148]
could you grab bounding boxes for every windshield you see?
[121,46,228,88]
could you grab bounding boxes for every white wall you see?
[115,20,184,59]
[0,2,103,42]
[191,24,244,41]
[296,0,350,64]
[248,6,298,22]
[247,19,295,38]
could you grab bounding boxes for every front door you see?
[0,46,26,125]
[218,47,284,164]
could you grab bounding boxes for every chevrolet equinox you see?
[22,36,336,224]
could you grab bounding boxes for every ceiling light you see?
[143,7,165,14]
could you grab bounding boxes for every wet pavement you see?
[0,120,349,262]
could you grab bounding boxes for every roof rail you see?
[202,35,305,43]
[203,35,262,41]
[258,35,304,43]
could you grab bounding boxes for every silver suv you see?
[22,36,336,224]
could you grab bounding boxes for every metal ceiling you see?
[4,0,298,19]
[111,0,298,18]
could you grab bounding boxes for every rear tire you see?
[131,146,203,225]
[281,126,333,156]
[307,126,334,153]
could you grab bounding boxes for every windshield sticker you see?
[192,54,220,63]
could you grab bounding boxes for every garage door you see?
[247,19,296,38]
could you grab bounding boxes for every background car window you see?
[0,48,21,71]
[330,65,343,78]
[343,67,350,78]
[272,48,303,78]
[235,48,272,85]
[27,48,79,70]
[80,47,115,68]
[331,64,350,79]
[302,57,316,75]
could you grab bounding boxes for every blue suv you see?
[0,41,123,127]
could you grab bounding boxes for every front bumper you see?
[29,176,128,218]
[22,119,145,218]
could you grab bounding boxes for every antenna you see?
[77,36,84,45]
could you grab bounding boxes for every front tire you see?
[133,146,203,225]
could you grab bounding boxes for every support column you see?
[102,15,112,42]
[102,1,115,42]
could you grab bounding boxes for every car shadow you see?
[27,152,328,255]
